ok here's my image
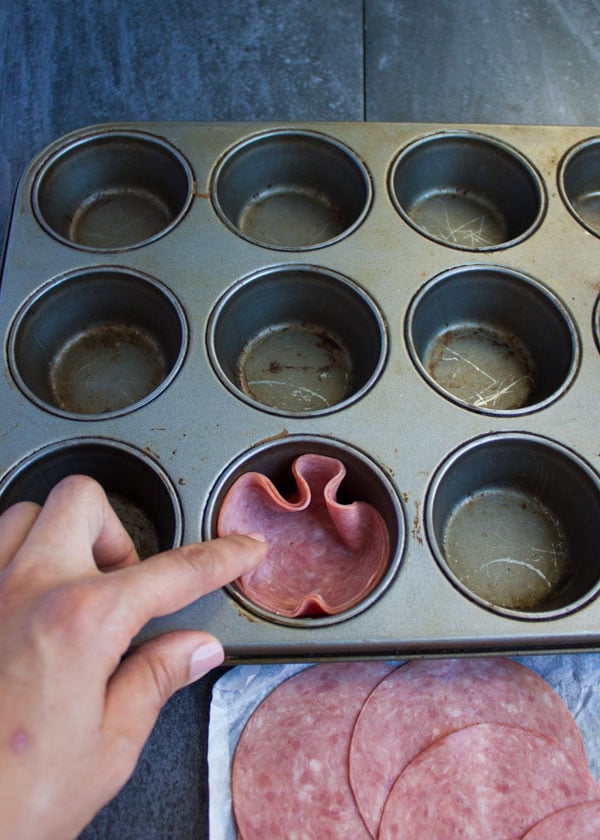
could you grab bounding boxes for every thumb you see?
[103,631,224,763]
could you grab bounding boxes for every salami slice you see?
[523,799,600,838]
[217,453,390,617]
[231,662,394,839]
[378,723,600,840]
[349,657,588,838]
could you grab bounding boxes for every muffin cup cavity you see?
[406,265,578,415]
[426,433,600,619]
[8,268,188,419]
[203,436,405,627]
[207,265,387,416]
[559,137,600,238]
[0,439,182,559]
[32,131,194,251]
[389,132,545,250]
[211,130,372,250]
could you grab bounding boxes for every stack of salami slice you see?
[231,659,600,839]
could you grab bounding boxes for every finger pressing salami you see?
[217,453,390,616]
[231,662,394,839]
[523,799,600,838]
[349,657,588,837]
[378,723,600,840]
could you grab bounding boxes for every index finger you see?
[11,475,139,583]
[107,533,268,632]
[0,501,41,571]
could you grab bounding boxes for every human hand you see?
[0,475,268,840]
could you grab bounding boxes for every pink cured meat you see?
[349,657,588,838]
[523,800,600,838]
[378,723,600,840]
[231,662,395,840]
[217,453,390,616]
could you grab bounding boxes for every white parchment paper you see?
[207,654,600,839]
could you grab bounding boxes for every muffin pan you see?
[2,121,600,661]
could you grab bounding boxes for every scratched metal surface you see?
[2,120,600,662]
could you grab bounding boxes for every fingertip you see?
[235,531,269,569]
[214,531,269,568]
[188,638,224,683]
[104,631,222,765]
[246,531,268,544]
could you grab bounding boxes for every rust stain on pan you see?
[412,500,423,545]
[256,428,290,445]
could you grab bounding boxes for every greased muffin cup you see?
[2,121,600,661]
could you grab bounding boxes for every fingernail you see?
[189,640,224,682]
[247,531,267,543]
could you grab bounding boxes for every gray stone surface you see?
[365,0,600,124]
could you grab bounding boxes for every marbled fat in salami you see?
[231,662,394,840]
[378,723,600,840]
[349,657,588,837]
[523,799,600,838]
[217,453,390,616]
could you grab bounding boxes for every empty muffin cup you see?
[204,436,405,626]
[559,137,600,237]
[32,130,194,250]
[406,265,578,415]
[0,438,182,558]
[211,130,372,249]
[426,433,600,618]
[8,267,188,419]
[207,265,387,416]
[389,132,545,250]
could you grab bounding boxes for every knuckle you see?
[52,474,105,505]
[178,541,212,570]
[35,580,107,640]
[172,542,218,583]
[142,650,178,707]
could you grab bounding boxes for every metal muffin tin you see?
[2,121,600,661]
